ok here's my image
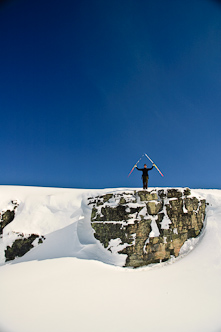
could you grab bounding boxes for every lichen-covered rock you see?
[5,234,45,262]
[0,200,46,263]
[0,200,19,235]
[88,188,206,268]
[146,201,163,215]
[1,210,15,232]
[167,189,183,199]
[138,191,158,201]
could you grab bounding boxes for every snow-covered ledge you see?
[88,188,207,268]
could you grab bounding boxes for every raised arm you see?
[147,165,154,171]
[135,165,143,171]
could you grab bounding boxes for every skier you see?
[135,163,154,189]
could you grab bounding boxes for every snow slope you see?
[0,186,220,332]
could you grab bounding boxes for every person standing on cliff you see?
[135,163,154,189]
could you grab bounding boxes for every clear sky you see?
[0,0,221,189]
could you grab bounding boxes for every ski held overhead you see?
[128,153,164,189]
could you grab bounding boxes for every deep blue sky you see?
[0,0,221,189]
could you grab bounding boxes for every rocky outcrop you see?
[0,200,19,235]
[5,233,45,262]
[88,188,206,268]
[0,201,45,263]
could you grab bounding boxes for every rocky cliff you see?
[88,188,206,268]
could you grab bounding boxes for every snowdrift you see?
[0,186,220,332]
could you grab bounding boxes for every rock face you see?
[5,233,45,262]
[0,200,45,263]
[88,188,206,268]
[0,200,19,235]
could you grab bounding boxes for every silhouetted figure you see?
[135,163,154,189]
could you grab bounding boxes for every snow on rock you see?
[0,186,221,332]
[89,188,207,268]
[0,186,88,265]
[0,186,207,268]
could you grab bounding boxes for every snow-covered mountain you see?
[0,186,220,332]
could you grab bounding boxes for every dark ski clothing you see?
[136,166,154,177]
[136,165,154,189]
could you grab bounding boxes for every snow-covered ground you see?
[0,186,220,332]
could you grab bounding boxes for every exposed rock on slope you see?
[0,200,45,263]
[88,188,206,268]
[5,233,45,262]
[0,200,18,235]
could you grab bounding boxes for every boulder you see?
[88,188,206,268]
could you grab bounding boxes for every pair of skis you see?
[128,153,164,177]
